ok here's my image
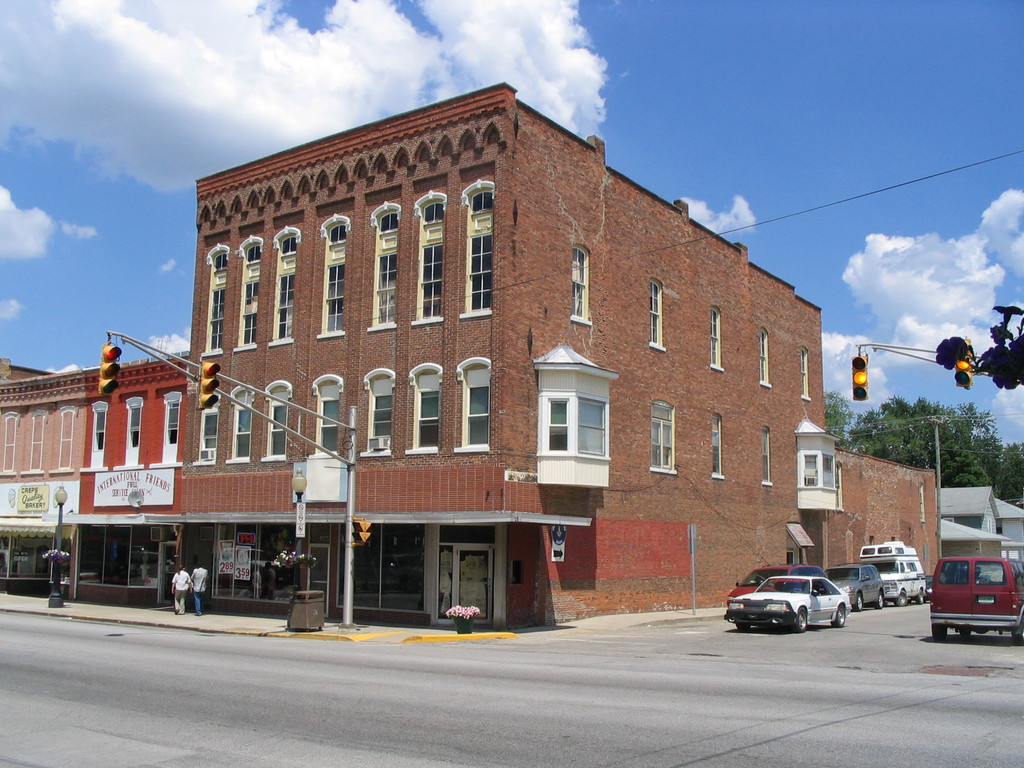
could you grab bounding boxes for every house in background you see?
[938,486,1022,559]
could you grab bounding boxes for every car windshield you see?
[758,579,809,594]
[827,568,858,581]
[738,568,786,587]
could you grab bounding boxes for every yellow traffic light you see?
[352,518,372,547]
[955,339,974,389]
[852,355,868,401]
[199,361,221,408]
[98,343,122,395]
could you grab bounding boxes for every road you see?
[2,605,1022,767]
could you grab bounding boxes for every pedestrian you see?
[171,564,192,615]
[191,558,209,616]
[262,560,276,600]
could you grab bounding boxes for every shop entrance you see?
[438,544,493,622]
[159,541,176,603]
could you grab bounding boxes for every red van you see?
[929,557,1024,644]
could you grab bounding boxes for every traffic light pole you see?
[106,331,360,627]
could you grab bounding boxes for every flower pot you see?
[452,617,474,634]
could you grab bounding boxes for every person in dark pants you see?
[262,561,276,600]
[191,558,209,616]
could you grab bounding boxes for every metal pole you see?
[342,406,357,628]
[933,419,943,561]
[48,496,65,608]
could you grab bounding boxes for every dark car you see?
[728,564,828,599]
[826,563,885,612]
[930,557,1024,644]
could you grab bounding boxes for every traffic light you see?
[98,343,121,395]
[851,354,869,401]
[352,518,372,547]
[198,361,221,408]
[955,339,974,389]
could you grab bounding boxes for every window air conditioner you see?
[368,436,391,451]
[199,449,215,462]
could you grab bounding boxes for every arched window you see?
[710,307,722,369]
[572,247,589,323]
[415,193,447,321]
[457,358,491,450]
[265,381,292,459]
[758,329,770,386]
[649,280,663,348]
[363,369,395,452]
[370,204,401,327]
[313,375,344,453]
[461,181,495,315]
[410,364,442,450]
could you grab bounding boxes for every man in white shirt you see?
[191,560,209,616]
[171,565,192,615]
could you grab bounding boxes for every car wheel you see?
[957,627,972,640]
[896,590,908,607]
[914,588,926,605]
[853,592,864,612]
[831,604,847,628]
[875,591,885,610]
[793,607,808,633]
[932,624,948,642]
[1012,624,1024,646]
[735,622,752,632]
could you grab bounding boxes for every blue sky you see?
[2,0,1023,437]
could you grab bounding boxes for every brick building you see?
[68,358,188,606]
[181,84,931,627]
[0,365,85,594]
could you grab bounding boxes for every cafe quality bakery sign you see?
[94,469,175,507]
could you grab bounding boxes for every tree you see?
[824,391,854,444]
[846,396,996,489]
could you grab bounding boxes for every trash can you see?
[287,590,324,631]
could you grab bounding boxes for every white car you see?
[725,575,849,633]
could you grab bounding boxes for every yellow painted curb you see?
[401,632,518,643]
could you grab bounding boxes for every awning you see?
[44,510,592,527]
[787,522,815,547]
[0,516,57,535]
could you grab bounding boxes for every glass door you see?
[438,545,492,622]
[159,541,176,603]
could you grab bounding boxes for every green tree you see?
[993,443,1024,502]
[824,391,854,444]
[846,396,996,489]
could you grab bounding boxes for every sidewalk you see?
[0,592,723,643]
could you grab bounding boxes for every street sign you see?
[296,501,306,538]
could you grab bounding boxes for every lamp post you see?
[292,469,307,592]
[48,485,68,608]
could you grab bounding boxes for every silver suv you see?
[826,563,885,611]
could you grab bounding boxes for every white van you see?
[860,541,927,606]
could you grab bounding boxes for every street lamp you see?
[292,469,307,591]
[48,485,68,608]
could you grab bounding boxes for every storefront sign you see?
[17,485,49,513]
[94,469,175,507]
[551,524,567,562]
[237,532,256,547]
[217,540,234,575]
[234,546,252,581]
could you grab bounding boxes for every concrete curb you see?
[402,632,519,643]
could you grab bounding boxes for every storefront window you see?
[213,523,294,600]
[349,524,424,611]
[5,535,50,577]
[78,526,160,586]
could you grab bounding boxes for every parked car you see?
[826,563,885,611]
[930,557,1024,644]
[725,575,849,633]
[860,541,927,606]
[728,564,828,599]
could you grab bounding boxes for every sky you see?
[1,0,1023,438]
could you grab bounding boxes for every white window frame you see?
[57,407,75,470]
[363,369,396,454]
[320,215,350,336]
[461,180,495,317]
[572,246,590,323]
[29,410,45,472]
[1,413,16,473]
[761,426,772,486]
[415,192,446,323]
[370,204,400,329]
[710,307,722,370]
[651,401,674,473]
[273,227,301,342]
[799,450,836,489]
[230,389,253,462]
[800,346,810,400]
[649,279,663,349]
[410,364,442,453]
[264,381,292,460]
[206,245,230,352]
[456,358,491,452]
[124,397,143,467]
[539,393,609,459]
[313,375,343,455]
[237,236,263,348]
[161,392,181,465]
[89,403,107,469]
[758,328,770,386]
[199,407,219,464]
[711,413,723,479]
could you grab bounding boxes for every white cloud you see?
[0,299,24,320]
[0,0,606,191]
[680,195,756,235]
[0,185,54,259]
[979,189,1024,275]
[821,330,890,404]
[841,229,1004,351]
[159,258,176,273]
[991,387,1024,444]
[61,221,97,239]
[148,332,190,356]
